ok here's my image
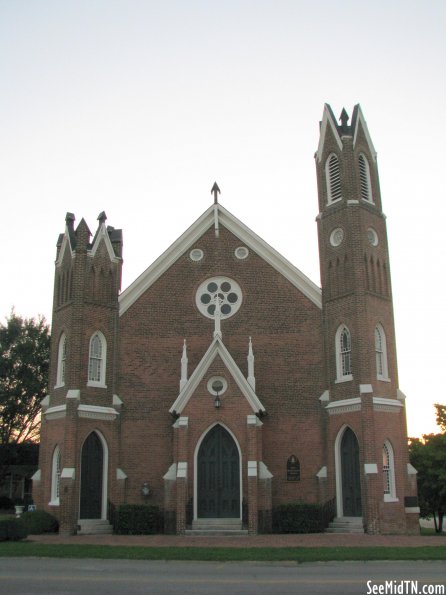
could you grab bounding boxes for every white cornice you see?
[372,397,403,412]
[77,404,119,420]
[325,397,361,415]
[315,104,343,162]
[119,204,321,315]
[44,404,67,420]
[169,335,266,415]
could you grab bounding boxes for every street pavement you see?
[0,558,445,595]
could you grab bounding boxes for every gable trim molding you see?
[119,204,321,316]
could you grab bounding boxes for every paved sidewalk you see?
[29,532,446,548]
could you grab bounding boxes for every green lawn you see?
[1,542,446,562]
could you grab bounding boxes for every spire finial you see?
[339,108,349,131]
[97,211,107,224]
[211,182,220,204]
[65,212,75,228]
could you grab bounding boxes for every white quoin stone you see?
[180,339,188,391]
[247,336,255,391]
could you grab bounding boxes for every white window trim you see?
[87,331,107,388]
[55,333,67,388]
[325,153,342,204]
[375,324,390,381]
[383,440,398,501]
[335,324,353,382]
[49,445,61,506]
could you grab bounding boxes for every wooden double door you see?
[197,425,240,518]
[341,427,362,517]
[80,432,103,519]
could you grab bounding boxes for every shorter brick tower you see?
[315,104,418,533]
[35,213,123,534]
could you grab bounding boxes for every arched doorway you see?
[197,425,240,518]
[340,427,362,516]
[79,432,105,519]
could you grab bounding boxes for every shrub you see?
[272,503,325,533]
[114,505,162,535]
[0,496,13,510]
[20,510,59,534]
[0,518,28,541]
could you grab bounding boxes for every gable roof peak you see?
[119,201,321,315]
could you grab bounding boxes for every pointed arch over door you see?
[197,424,240,519]
[80,431,107,519]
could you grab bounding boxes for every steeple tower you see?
[316,104,393,392]
[315,105,417,534]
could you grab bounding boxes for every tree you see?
[0,312,50,447]
[434,404,446,433]
[409,431,446,533]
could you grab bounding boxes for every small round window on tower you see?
[330,228,344,247]
[367,228,379,246]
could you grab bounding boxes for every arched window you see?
[287,455,300,481]
[88,332,107,387]
[325,154,342,203]
[375,324,389,380]
[383,440,397,501]
[336,325,352,381]
[50,445,61,505]
[358,153,373,202]
[56,333,67,387]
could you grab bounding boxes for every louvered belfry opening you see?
[358,153,372,202]
[327,154,342,202]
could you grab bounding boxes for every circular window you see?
[207,376,228,396]
[196,277,242,319]
[330,228,344,247]
[367,228,379,246]
[190,248,204,262]
[235,246,249,260]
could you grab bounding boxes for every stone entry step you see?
[326,516,364,534]
[77,519,113,535]
[186,518,248,536]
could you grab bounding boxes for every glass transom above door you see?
[196,277,242,319]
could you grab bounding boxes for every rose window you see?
[195,277,242,319]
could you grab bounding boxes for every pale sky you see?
[1,1,445,438]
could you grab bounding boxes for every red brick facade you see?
[34,105,419,534]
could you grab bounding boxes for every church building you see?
[34,105,419,535]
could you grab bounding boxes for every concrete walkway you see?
[29,532,446,548]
